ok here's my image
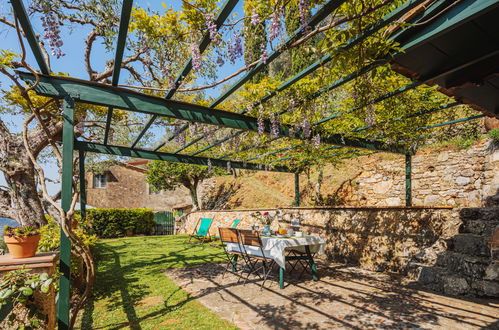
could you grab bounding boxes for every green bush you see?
[86,208,154,238]
[38,215,98,252]
[488,128,499,142]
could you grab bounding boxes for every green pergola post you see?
[79,149,86,221]
[294,172,300,206]
[405,154,412,207]
[58,97,75,329]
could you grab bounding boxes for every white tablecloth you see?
[226,235,325,269]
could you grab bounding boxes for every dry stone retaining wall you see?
[345,140,498,207]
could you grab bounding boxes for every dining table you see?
[226,234,326,289]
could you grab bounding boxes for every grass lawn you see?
[77,235,237,329]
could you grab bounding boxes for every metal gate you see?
[153,211,175,235]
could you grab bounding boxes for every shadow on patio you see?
[164,262,499,329]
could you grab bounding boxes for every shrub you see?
[488,128,499,143]
[86,208,154,238]
[38,216,98,252]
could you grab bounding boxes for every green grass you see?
[77,235,237,329]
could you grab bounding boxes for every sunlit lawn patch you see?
[77,235,236,329]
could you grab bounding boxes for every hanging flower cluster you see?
[260,44,268,64]
[250,8,261,26]
[191,43,202,71]
[301,119,311,138]
[228,32,243,63]
[33,1,65,59]
[312,134,321,149]
[299,0,311,28]
[269,11,282,41]
[257,108,265,134]
[226,161,232,174]
[207,158,212,173]
[270,113,279,137]
[205,13,218,41]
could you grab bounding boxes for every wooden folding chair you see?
[188,218,213,243]
[238,229,276,289]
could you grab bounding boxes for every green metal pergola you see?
[9,0,499,328]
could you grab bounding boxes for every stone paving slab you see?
[164,263,499,329]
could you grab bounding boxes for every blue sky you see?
[0,0,246,195]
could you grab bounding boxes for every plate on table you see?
[277,234,290,238]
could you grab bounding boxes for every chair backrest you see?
[231,219,241,228]
[238,229,262,247]
[197,218,213,236]
[219,227,239,244]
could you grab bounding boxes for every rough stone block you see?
[451,234,490,257]
[442,276,470,296]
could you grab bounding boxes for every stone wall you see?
[342,140,499,207]
[181,206,498,297]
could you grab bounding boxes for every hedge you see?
[85,208,155,238]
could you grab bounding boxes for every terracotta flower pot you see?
[3,234,41,259]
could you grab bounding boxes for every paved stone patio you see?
[164,262,498,329]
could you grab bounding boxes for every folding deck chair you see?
[213,219,241,240]
[188,217,213,243]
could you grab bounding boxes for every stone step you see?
[460,219,499,236]
[412,265,498,297]
[450,234,490,257]
[435,251,490,278]
[459,207,499,222]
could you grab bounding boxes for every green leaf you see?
[19,286,33,296]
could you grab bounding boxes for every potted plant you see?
[3,225,41,259]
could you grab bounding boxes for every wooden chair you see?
[238,229,276,288]
[218,227,243,278]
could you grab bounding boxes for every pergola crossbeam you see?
[74,140,293,173]
[103,0,133,145]
[17,71,411,154]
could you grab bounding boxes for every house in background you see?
[85,160,193,212]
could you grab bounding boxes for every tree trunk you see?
[188,185,199,210]
[3,168,47,227]
[0,120,62,227]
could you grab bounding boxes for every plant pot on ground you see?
[3,225,41,259]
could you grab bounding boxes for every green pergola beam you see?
[136,0,240,149]
[18,72,411,154]
[57,98,75,329]
[405,154,412,206]
[10,0,50,74]
[104,0,134,145]
[74,140,293,173]
[419,114,486,130]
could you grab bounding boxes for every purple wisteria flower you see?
[260,44,268,64]
[270,113,279,137]
[207,158,212,173]
[269,11,282,41]
[301,119,311,138]
[289,126,296,138]
[250,8,260,26]
[365,106,376,126]
[40,8,64,58]
[312,134,321,149]
[299,0,311,28]
[228,32,243,63]
[205,13,218,41]
[257,109,265,134]
[226,161,232,174]
[191,43,202,71]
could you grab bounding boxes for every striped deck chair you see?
[188,217,213,243]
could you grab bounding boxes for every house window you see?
[93,174,107,188]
